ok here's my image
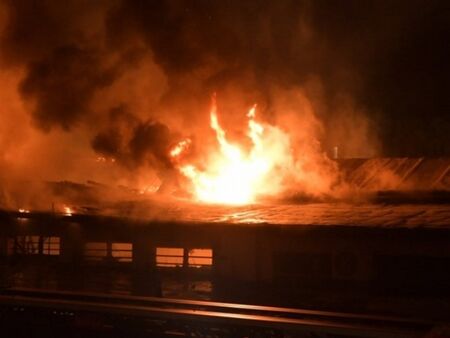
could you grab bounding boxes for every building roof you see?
[2,158,450,228]
[338,157,450,190]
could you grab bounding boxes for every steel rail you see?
[0,287,435,337]
[2,287,433,325]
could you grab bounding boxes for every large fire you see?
[170,96,296,205]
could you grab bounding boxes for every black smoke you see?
[1,0,177,170]
[91,105,174,172]
[1,0,449,162]
[20,45,117,131]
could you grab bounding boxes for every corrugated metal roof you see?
[338,158,450,190]
[2,158,449,228]
[92,201,450,228]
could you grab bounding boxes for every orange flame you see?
[63,206,73,216]
[170,138,192,158]
[176,97,294,205]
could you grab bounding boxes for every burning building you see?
[1,158,450,317]
[0,0,449,336]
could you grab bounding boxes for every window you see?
[156,247,184,267]
[188,249,213,268]
[156,247,213,268]
[7,236,60,256]
[8,236,39,255]
[42,237,60,255]
[84,242,133,263]
[111,243,133,263]
[84,242,108,261]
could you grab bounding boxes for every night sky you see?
[1,0,449,160]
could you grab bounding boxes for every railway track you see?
[0,287,437,337]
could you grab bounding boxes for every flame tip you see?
[176,97,280,205]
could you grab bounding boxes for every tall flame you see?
[172,96,294,205]
[170,138,192,158]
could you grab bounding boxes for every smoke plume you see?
[0,0,448,207]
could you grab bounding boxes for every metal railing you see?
[0,287,437,338]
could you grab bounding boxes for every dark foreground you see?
[0,288,437,338]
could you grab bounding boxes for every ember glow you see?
[63,206,73,216]
[170,138,192,158]
[96,156,116,163]
[172,97,295,205]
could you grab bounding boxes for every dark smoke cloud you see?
[92,105,175,171]
[1,0,74,65]
[1,0,175,172]
[0,0,449,178]
[106,0,450,156]
[20,45,117,131]
[1,0,116,130]
[107,1,317,94]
